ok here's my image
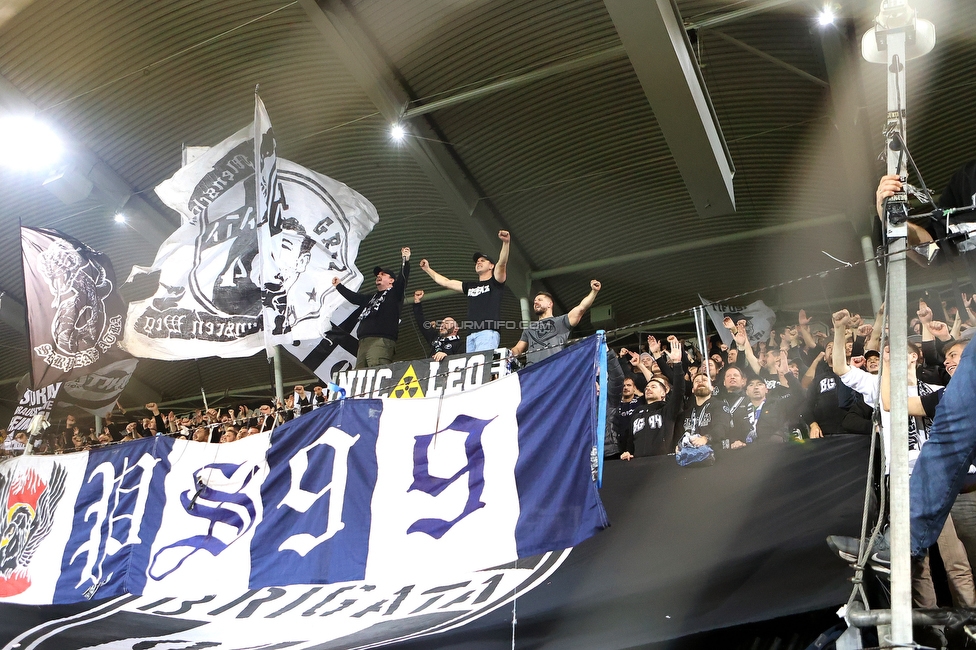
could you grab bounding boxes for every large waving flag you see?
[122,95,378,360]
[0,335,606,614]
[21,227,131,390]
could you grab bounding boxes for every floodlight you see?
[114,213,126,223]
[390,124,406,142]
[0,115,63,171]
[818,8,835,26]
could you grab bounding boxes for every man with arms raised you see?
[412,290,464,360]
[419,231,511,352]
[333,247,410,368]
[510,280,601,364]
[619,336,686,459]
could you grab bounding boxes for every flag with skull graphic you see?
[20,227,130,390]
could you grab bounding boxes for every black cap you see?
[472,252,495,265]
[864,349,881,359]
[373,266,397,278]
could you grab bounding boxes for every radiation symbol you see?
[390,365,425,399]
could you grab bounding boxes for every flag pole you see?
[17,219,35,390]
[596,331,607,487]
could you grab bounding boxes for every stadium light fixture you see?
[818,6,835,26]
[390,123,406,142]
[0,115,63,171]
[114,212,127,224]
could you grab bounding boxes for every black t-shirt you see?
[805,365,847,435]
[462,276,505,332]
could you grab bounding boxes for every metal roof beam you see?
[685,0,801,30]
[709,30,829,88]
[299,0,535,300]
[402,45,628,120]
[603,0,736,218]
[530,213,849,279]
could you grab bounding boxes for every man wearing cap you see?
[509,279,601,365]
[332,247,411,368]
[419,230,510,352]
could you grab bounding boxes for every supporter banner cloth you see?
[333,348,509,399]
[701,296,777,347]
[284,289,362,382]
[21,227,130,390]
[3,382,61,449]
[0,335,606,611]
[0,436,869,649]
[122,98,378,360]
[56,357,139,418]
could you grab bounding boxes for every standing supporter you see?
[412,290,464,360]
[617,377,642,440]
[720,366,750,448]
[510,280,601,364]
[799,337,846,438]
[333,247,411,368]
[742,376,798,444]
[916,300,955,386]
[619,336,686,459]
[830,310,880,408]
[680,371,729,451]
[293,385,313,415]
[419,230,511,352]
[617,347,649,393]
[312,386,327,409]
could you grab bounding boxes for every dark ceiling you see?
[0,0,974,417]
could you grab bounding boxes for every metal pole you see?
[861,235,883,313]
[883,28,913,648]
[272,345,285,407]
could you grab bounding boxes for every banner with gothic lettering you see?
[0,336,606,614]
[21,227,131,390]
[121,96,379,360]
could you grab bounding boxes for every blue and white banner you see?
[0,337,607,615]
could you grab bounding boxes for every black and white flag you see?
[701,296,777,347]
[4,380,61,449]
[122,95,378,360]
[285,301,362,383]
[21,227,129,390]
[57,357,139,418]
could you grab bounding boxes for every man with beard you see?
[619,336,685,459]
[412,290,464,360]
[680,371,729,451]
[510,280,601,365]
[333,247,410,368]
